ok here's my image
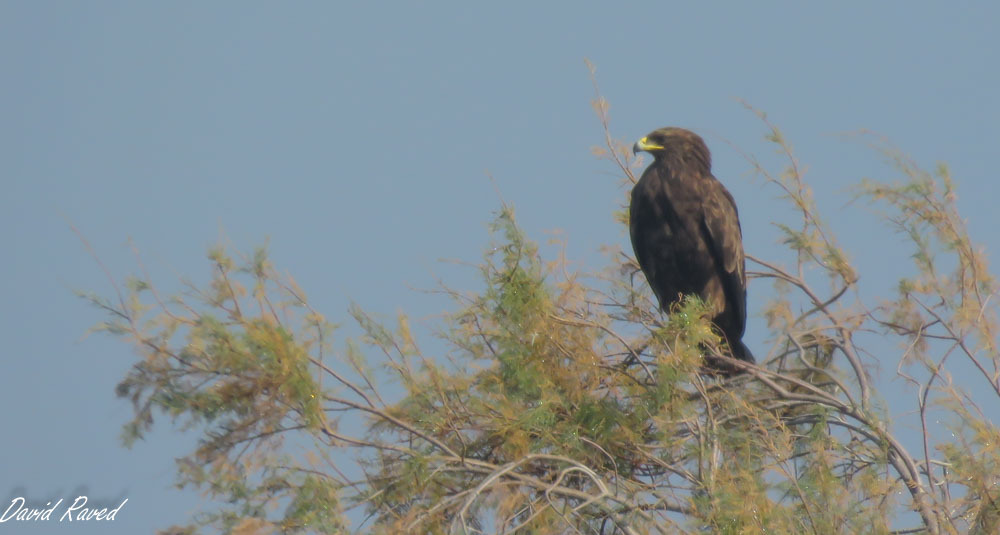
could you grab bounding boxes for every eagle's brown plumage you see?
[630,127,754,366]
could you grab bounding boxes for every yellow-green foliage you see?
[82,116,999,534]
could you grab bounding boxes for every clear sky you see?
[2,2,998,533]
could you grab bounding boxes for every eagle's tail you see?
[730,339,755,364]
[700,337,755,376]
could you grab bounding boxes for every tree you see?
[82,98,1000,534]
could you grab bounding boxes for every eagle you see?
[630,127,754,366]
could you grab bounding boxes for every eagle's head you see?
[633,127,711,171]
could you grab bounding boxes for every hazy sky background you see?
[3,3,998,533]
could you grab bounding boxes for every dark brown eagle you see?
[630,127,754,365]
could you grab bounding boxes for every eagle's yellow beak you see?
[633,136,664,155]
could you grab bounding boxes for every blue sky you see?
[2,3,998,533]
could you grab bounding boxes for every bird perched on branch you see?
[630,127,754,367]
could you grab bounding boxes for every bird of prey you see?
[630,127,754,366]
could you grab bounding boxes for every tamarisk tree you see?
[83,108,1000,534]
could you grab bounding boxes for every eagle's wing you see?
[700,178,747,329]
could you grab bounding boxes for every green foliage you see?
[83,246,339,533]
[82,112,1000,534]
